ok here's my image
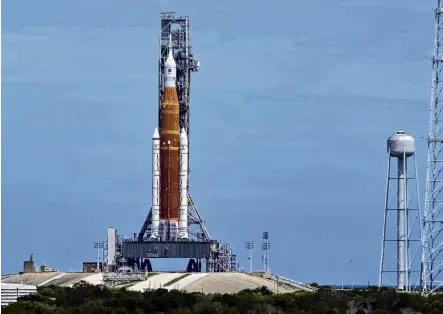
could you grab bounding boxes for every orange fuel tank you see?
[159,86,180,222]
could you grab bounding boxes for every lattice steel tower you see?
[139,12,211,241]
[136,13,236,272]
[422,3,443,295]
[154,12,209,241]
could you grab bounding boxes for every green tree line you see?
[4,281,443,313]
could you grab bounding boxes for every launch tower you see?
[138,12,209,242]
[105,13,235,273]
[422,3,443,295]
[379,131,421,291]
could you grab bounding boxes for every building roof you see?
[1,283,37,289]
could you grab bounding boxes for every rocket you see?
[151,35,188,240]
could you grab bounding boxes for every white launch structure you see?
[179,128,189,239]
[151,128,160,239]
[106,227,117,271]
[379,130,422,291]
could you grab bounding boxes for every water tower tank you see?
[387,130,415,158]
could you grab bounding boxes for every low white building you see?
[1,283,37,307]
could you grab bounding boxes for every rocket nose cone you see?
[165,54,176,68]
[165,38,176,67]
[153,127,160,139]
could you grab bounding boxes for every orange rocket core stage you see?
[159,87,180,221]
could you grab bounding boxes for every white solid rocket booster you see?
[151,127,160,238]
[178,128,189,239]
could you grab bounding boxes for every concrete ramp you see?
[52,273,94,287]
[65,273,104,287]
[128,273,184,292]
[38,273,66,287]
[183,273,296,294]
[2,271,310,294]
[166,273,210,291]
[1,273,61,286]
[82,273,104,285]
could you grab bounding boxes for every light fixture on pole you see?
[245,241,255,273]
[93,240,105,272]
[262,231,271,272]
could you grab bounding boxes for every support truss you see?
[422,3,443,295]
[379,153,422,291]
[138,192,211,241]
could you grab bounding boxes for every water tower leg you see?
[397,156,406,290]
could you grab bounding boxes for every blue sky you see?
[1,0,434,285]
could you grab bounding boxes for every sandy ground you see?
[183,272,296,294]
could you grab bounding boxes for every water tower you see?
[379,130,422,291]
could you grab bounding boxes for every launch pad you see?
[122,241,217,259]
[120,240,230,272]
[102,12,236,273]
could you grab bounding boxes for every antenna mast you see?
[422,2,443,295]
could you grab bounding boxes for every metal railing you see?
[273,275,318,292]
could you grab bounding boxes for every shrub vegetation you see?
[4,281,443,313]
